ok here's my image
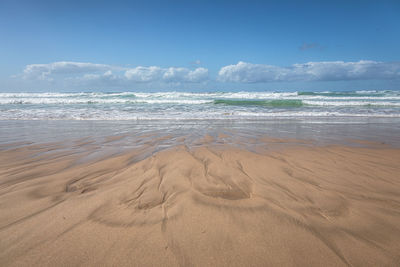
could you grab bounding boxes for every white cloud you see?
[218,61,400,83]
[190,60,201,65]
[185,67,208,82]
[21,60,400,86]
[22,61,209,84]
[124,66,208,83]
[124,66,163,82]
[82,70,118,81]
[23,61,116,81]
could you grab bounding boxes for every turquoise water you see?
[0,90,400,120]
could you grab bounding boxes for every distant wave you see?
[0,90,399,120]
[303,100,400,107]
[0,99,211,105]
[297,91,388,97]
[214,99,304,107]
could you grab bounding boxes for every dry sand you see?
[0,135,400,266]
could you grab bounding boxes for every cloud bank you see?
[218,61,400,83]
[20,60,400,86]
[23,62,116,81]
[23,61,209,84]
[125,66,208,83]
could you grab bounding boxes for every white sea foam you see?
[302,100,400,107]
[0,90,399,120]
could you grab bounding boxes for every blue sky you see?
[1,0,400,92]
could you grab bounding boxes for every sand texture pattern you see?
[0,136,400,266]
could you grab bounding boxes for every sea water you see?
[1,90,400,120]
[1,90,400,146]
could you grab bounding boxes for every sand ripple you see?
[0,136,400,266]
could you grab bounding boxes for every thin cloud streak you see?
[299,43,323,51]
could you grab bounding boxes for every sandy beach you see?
[2,0,400,265]
[1,131,400,266]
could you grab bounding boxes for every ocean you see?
[1,90,400,121]
[1,90,400,147]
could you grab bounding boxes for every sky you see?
[1,0,400,92]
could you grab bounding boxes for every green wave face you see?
[214,99,303,107]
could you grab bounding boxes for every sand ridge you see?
[0,135,400,266]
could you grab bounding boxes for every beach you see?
[1,118,400,266]
[2,0,400,264]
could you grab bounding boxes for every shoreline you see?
[1,119,400,148]
[1,133,400,266]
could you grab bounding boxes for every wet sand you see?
[0,134,400,266]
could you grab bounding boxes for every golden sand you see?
[0,136,400,266]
